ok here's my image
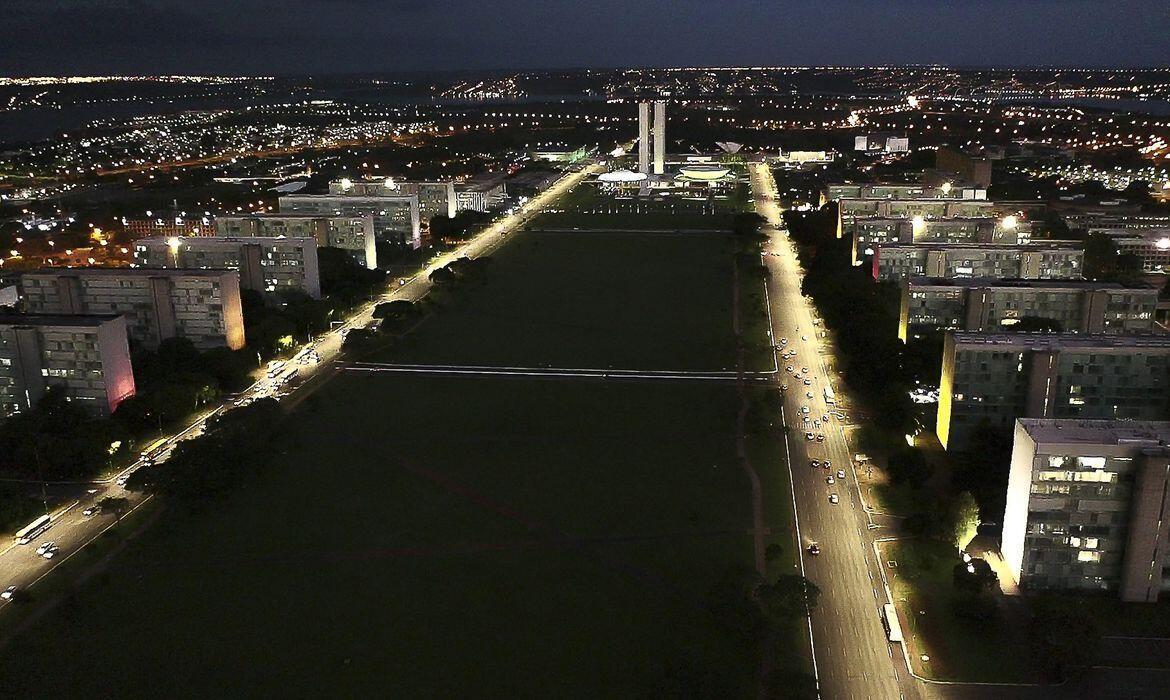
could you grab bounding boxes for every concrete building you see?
[329,179,456,221]
[872,243,1084,283]
[900,278,1158,341]
[1090,229,1170,273]
[16,269,245,351]
[122,214,214,239]
[0,313,136,417]
[823,182,984,205]
[935,147,993,188]
[455,178,507,213]
[1002,419,1170,602]
[638,102,651,175]
[280,190,421,249]
[653,100,666,176]
[854,134,909,153]
[837,198,1014,239]
[851,216,1031,265]
[937,333,1170,451]
[0,285,16,308]
[133,236,321,300]
[214,214,376,270]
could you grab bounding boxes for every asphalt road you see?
[0,159,604,613]
[750,163,915,700]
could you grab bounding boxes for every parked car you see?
[829,494,839,505]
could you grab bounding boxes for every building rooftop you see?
[279,193,418,202]
[1017,418,1170,447]
[0,313,120,328]
[908,276,1147,291]
[136,236,316,246]
[951,332,1170,350]
[216,213,369,221]
[21,267,239,279]
[879,241,1083,251]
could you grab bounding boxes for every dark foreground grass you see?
[387,230,738,371]
[0,227,789,697]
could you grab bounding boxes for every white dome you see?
[598,169,648,183]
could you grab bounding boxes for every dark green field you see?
[0,223,795,697]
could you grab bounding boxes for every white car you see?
[115,475,129,487]
[806,392,814,399]
[826,475,835,485]
[811,459,820,468]
[1,586,15,600]
[837,469,846,479]
[780,383,789,391]
[780,338,788,345]
[800,406,810,414]
[786,365,795,373]
[803,378,812,386]
[801,367,809,374]
[805,432,815,441]
[42,545,59,559]
[35,542,54,557]
[816,434,826,442]
[829,494,839,505]
[823,459,832,469]
[802,335,809,341]
[822,414,830,423]
[83,505,100,517]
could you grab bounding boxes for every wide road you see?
[751,163,914,700]
[0,158,605,613]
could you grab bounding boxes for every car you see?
[801,367,809,374]
[82,505,100,517]
[786,365,794,373]
[816,433,826,442]
[837,469,846,479]
[829,494,839,505]
[780,383,789,391]
[780,338,788,345]
[803,378,812,386]
[800,406,810,413]
[823,459,832,469]
[826,475,835,485]
[808,543,821,555]
[802,335,809,341]
[806,392,814,399]
[1,585,17,600]
[822,414,830,423]
[805,432,815,441]
[811,459,820,468]
[115,475,129,487]
[42,545,59,559]
[812,420,820,428]
[35,542,53,556]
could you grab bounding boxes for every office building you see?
[1002,419,1170,602]
[1090,229,1170,273]
[636,100,667,176]
[134,236,321,299]
[653,100,666,176]
[122,214,214,239]
[935,147,993,188]
[329,179,456,221]
[823,182,983,205]
[854,134,909,153]
[638,102,651,175]
[455,178,507,213]
[0,285,16,308]
[17,269,245,351]
[837,198,1014,239]
[873,243,1083,283]
[0,314,135,417]
[899,278,1158,341]
[851,216,1031,265]
[937,333,1170,451]
[280,190,421,249]
[214,214,376,270]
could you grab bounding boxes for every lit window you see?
[1077,551,1101,563]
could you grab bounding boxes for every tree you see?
[758,575,820,622]
[886,447,932,488]
[945,491,981,551]
[952,557,997,595]
[97,496,131,522]
[429,266,456,286]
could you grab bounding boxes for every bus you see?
[14,514,51,545]
[140,437,168,460]
[823,386,836,405]
[882,603,903,643]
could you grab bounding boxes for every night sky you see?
[2,0,1168,75]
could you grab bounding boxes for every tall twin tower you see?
[637,100,666,175]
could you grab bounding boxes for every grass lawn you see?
[0,222,796,697]
[880,538,1038,683]
[388,230,739,371]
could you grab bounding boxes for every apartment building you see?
[1091,229,1170,273]
[17,269,245,351]
[899,278,1158,341]
[0,314,135,417]
[280,191,421,249]
[851,216,1030,265]
[873,243,1083,283]
[133,236,321,299]
[214,214,376,270]
[837,198,1015,238]
[937,333,1170,451]
[1002,419,1170,602]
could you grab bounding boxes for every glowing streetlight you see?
[339,178,353,191]
[166,236,182,268]
[940,181,953,195]
[1001,215,1019,230]
[1156,237,1170,251]
[911,215,927,237]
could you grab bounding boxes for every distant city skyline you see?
[1,0,1168,75]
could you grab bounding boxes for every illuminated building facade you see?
[0,313,135,417]
[899,278,1157,341]
[134,236,321,299]
[872,243,1083,283]
[1090,229,1170,273]
[281,190,421,249]
[936,333,1170,451]
[851,216,1030,265]
[17,269,245,351]
[1002,419,1170,602]
[836,198,1010,239]
[214,214,377,270]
